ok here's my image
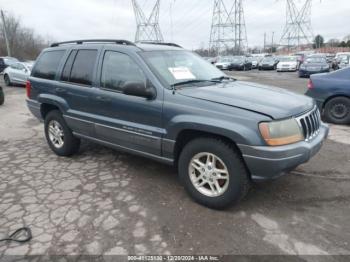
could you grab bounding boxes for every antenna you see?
[209,0,248,56]
[132,0,164,43]
[280,0,314,48]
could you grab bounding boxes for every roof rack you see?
[50,39,136,47]
[138,42,183,48]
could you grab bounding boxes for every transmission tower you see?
[280,0,314,48]
[209,0,248,56]
[132,0,164,43]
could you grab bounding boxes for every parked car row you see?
[0,56,19,73]
[214,56,253,71]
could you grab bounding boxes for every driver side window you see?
[101,51,146,92]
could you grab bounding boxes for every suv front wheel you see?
[44,110,80,156]
[178,137,250,209]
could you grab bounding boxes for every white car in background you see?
[3,61,33,86]
[277,56,298,72]
[338,55,350,69]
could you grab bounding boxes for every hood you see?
[177,81,314,119]
[303,62,328,67]
[216,62,231,66]
[278,61,297,66]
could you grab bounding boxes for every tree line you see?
[0,12,49,61]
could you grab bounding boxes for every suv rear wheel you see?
[324,97,350,124]
[44,110,80,156]
[178,137,250,209]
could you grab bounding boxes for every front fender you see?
[165,114,264,146]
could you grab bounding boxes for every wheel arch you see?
[40,103,60,119]
[322,94,350,110]
[172,129,251,178]
[38,94,69,119]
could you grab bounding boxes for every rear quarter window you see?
[32,50,65,80]
[69,50,98,86]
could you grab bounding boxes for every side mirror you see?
[122,81,156,100]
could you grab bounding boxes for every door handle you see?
[55,88,67,94]
[96,96,111,102]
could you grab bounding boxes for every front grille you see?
[295,106,321,141]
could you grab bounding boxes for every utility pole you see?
[209,0,248,56]
[132,0,164,43]
[263,32,266,53]
[1,10,11,57]
[271,31,275,53]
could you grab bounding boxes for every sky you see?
[1,0,350,49]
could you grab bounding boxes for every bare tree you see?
[0,12,48,60]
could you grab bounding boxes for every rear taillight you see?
[25,80,31,98]
[307,79,314,89]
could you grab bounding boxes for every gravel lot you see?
[0,70,349,259]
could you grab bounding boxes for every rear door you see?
[58,48,100,137]
[92,49,164,156]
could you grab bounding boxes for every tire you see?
[178,137,250,209]
[324,97,350,125]
[4,74,11,86]
[0,86,4,105]
[44,110,80,156]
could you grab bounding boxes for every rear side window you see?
[32,50,65,80]
[69,50,97,86]
[61,50,77,82]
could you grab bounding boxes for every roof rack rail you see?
[138,42,183,48]
[50,39,136,47]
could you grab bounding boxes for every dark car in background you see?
[305,67,350,124]
[299,56,330,78]
[0,57,19,73]
[230,56,252,71]
[258,57,278,70]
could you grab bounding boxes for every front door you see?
[92,50,164,156]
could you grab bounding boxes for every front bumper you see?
[299,69,329,77]
[238,124,329,181]
[260,65,275,70]
[277,67,297,72]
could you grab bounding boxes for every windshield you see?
[305,57,326,63]
[279,56,297,62]
[4,58,19,65]
[232,56,245,63]
[219,57,232,63]
[141,50,226,86]
[262,57,274,63]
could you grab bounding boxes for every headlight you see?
[259,119,304,146]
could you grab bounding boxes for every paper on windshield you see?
[168,67,196,80]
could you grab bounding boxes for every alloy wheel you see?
[188,152,230,197]
[48,120,65,149]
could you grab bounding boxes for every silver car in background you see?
[3,62,33,86]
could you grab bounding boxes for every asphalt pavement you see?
[0,71,349,259]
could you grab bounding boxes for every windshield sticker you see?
[168,67,196,80]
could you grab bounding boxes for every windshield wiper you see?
[172,79,218,88]
[211,76,236,82]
